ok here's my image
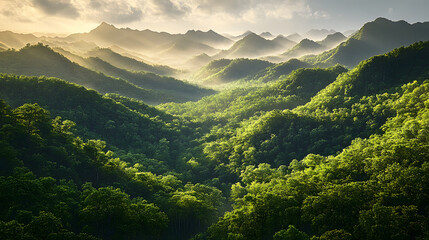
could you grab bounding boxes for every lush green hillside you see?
[2,21,429,240]
[191,58,273,85]
[306,18,429,67]
[191,40,429,240]
[0,98,225,240]
[0,74,202,174]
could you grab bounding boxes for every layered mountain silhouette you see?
[215,33,295,59]
[0,31,39,49]
[0,44,213,104]
[317,32,347,48]
[266,39,326,62]
[84,47,178,76]
[304,29,337,41]
[307,18,429,67]
[260,32,275,39]
[286,33,304,42]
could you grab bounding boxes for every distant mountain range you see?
[0,44,214,104]
[215,33,295,59]
[306,17,429,67]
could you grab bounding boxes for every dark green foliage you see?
[2,27,429,240]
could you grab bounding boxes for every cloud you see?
[32,0,79,18]
[81,0,143,24]
[150,0,189,18]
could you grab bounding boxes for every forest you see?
[1,17,429,240]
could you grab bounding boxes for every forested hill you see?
[0,44,214,104]
[1,24,429,240]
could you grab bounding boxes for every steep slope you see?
[0,44,179,104]
[318,32,347,48]
[216,33,290,58]
[307,17,429,67]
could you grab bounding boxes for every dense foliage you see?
[1,32,429,240]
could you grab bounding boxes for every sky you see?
[1,0,429,35]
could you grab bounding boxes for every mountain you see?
[318,32,347,48]
[268,38,326,62]
[156,36,220,59]
[184,53,213,70]
[260,32,274,39]
[215,33,291,59]
[84,47,178,76]
[66,22,178,52]
[286,33,303,42]
[304,29,336,40]
[307,17,429,67]
[184,29,233,48]
[0,42,8,50]
[0,44,186,104]
[271,35,296,49]
[54,48,215,101]
[250,58,312,82]
[191,58,273,85]
[0,31,39,49]
[343,29,357,37]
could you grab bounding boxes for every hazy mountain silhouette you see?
[0,44,183,104]
[85,47,178,76]
[66,22,178,52]
[184,30,233,48]
[184,53,213,70]
[307,18,429,67]
[0,31,39,49]
[266,39,326,62]
[260,32,274,39]
[157,36,219,58]
[216,33,293,59]
[286,33,303,42]
[304,29,336,41]
[0,42,8,50]
[54,48,214,101]
[318,32,347,48]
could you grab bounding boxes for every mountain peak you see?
[91,22,117,33]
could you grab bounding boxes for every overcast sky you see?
[1,0,429,35]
